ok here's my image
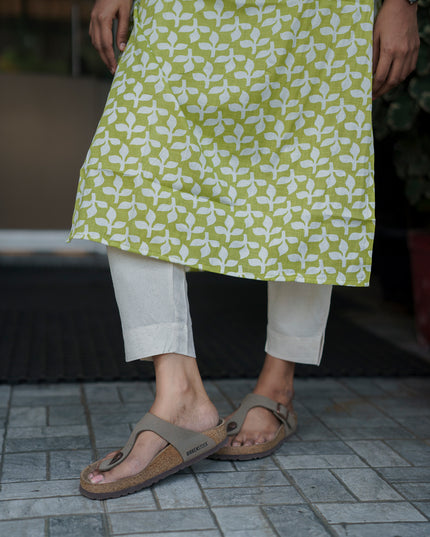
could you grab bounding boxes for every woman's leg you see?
[229,281,333,447]
[89,247,218,485]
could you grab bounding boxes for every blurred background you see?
[0,0,429,383]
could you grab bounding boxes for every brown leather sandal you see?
[209,393,297,461]
[80,412,227,500]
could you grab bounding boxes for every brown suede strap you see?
[98,413,218,471]
[225,393,295,436]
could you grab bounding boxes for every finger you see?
[92,23,110,71]
[100,22,117,74]
[116,7,130,52]
[377,57,403,98]
[372,52,393,98]
[372,31,380,75]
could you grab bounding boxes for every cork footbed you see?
[210,412,298,461]
[80,420,227,500]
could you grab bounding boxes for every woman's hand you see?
[89,0,134,74]
[372,0,420,99]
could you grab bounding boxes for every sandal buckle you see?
[275,403,288,421]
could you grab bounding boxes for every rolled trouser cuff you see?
[265,326,325,366]
[124,321,196,362]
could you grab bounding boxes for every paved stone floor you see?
[1,377,430,537]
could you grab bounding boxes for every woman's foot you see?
[88,353,219,485]
[227,354,295,448]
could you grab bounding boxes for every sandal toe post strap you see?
[98,413,217,472]
[225,393,290,436]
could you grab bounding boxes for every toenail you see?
[90,474,104,484]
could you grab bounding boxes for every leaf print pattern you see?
[68,0,377,286]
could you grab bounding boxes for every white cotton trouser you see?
[107,246,333,366]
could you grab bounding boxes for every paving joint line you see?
[0,386,13,491]
[273,454,339,537]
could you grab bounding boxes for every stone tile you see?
[49,405,87,426]
[0,408,7,424]
[333,468,402,501]
[202,380,229,401]
[8,406,47,427]
[372,396,430,417]
[196,470,288,488]
[346,440,410,467]
[109,508,216,534]
[192,458,236,473]
[212,506,273,533]
[287,469,355,502]
[330,399,387,419]
[294,378,354,397]
[2,452,47,482]
[214,379,256,401]
[13,384,80,396]
[11,394,81,406]
[372,378,418,396]
[223,531,277,537]
[11,385,80,407]
[396,416,430,438]
[339,378,387,397]
[0,479,80,500]
[83,383,122,403]
[275,454,367,470]
[264,504,332,537]
[117,382,154,403]
[378,467,430,483]
[206,485,302,507]
[232,457,279,472]
[0,496,103,520]
[0,385,11,406]
[92,422,132,448]
[403,378,430,396]
[414,502,430,518]
[49,450,93,479]
[320,415,397,429]
[215,400,237,417]
[291,400,314,419]
[332,522,430,537]
[7,425,88,439]
[105,489,157,512]
[154,473,207,509]
[87,403,147,425]
[295,418,338,440]
[386,440,430,466]
[0,518,45,537]
[394,483,430,501]
[277,440,353,456]
[333,425,413,441]
[299,397,349,417]
[315,502,426,524]
[49,515,105,537]
[5,435,91,452]
[116,533,221,537]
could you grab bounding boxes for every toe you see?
[89,472,105,484]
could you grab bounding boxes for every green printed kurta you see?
[68,0,377,286]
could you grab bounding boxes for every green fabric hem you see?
[66,230,371,288]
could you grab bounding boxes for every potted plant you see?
[372,0,430,347]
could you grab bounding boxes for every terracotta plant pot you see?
[408,230,430,348]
